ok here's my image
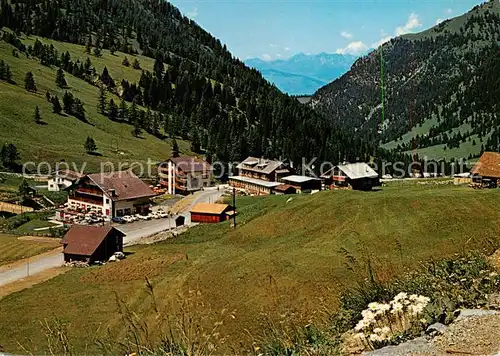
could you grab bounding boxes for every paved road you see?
[120,188,224,245]
[0,188,224,286]
[0,251,63,287]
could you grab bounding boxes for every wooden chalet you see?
[67,170,155,218]
[62,225,124,263]
[321,163,379,191]
[471,152,500,188]
[190,203,235,223]
[279,175,321,193]
[229,157,292,195]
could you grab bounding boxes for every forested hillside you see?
[312,0,500,164]
[0,0,359,171]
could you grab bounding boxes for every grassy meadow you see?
[0,183,500,353]
[0,36,191,172]
[0,234,60,266]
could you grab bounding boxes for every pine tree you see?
[172,138,180,157]
[108,99,118,121]
[34,106,41,124]
[119,100,128,121]
[0,143,20,168]
[52,96,62,114]
[98,85,106,114]
[46,91,51,102]
[55,67,67,88]
[24,71,37,92]
[84,137,97,154]
[18,179,32,200]
[122,57,130,67]
[132,58,141,69]
[100,66,114,87]
[129,100,139,124]
[132,122,142,137]
[63,91,74,113]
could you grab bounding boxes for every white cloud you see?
[335,41,369,55]
[395,13,422,36]
[435,18,444,25]
[445,8,453,14]
[284,47,291,52]
[261,53,272,61]
[371,36,392,49]
[276,53,282,58]
[269,43,279,48]
[340,31,353,40]
[186,7,198,18]
[371,13,423,49]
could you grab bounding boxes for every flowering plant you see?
[349,292,430,350]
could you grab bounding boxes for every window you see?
[106,198,110,204]
[117,209,124,217]
[124,208,131,215]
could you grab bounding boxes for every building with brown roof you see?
[48,169,85,192]
[158,156,213,195]
[67,170,155,218]
[62,225,125,263]
[190,203,235,223]
[229,157,292,195]
[471,152,500,188]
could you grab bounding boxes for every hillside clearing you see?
[0,184,499,353]
[0,37,191,172]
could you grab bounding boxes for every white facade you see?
[48,176,74,191]
[67,193,113,217]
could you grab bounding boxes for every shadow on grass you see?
[36,121,48,126]
[86,152,103,157]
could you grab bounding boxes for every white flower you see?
[416,295,430,305]
[375,303,390,315]
[362,309,375,319]
[409,303,425,315]
[355,320,366,331]
[373,327,382,334]
[381,326,390,335]
[391,302,403,314]
[409,294,419,301]
[369,334,382,342]
[368,302,380,311]
[393,292,408,302]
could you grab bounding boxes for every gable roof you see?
[190,203,230,215]
[322,163,378,180]
[471,152,500,178]
[161,156,212,172]
[236,157,288,175]
[62,225,125,256]
[86,171,155,201]
[281,175,320,183]
[274,184,296,193]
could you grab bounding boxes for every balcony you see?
[69,194,103,206]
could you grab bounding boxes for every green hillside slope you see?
[1,183,499,353]
[0,37,191,172]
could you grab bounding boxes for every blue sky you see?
[170,0,484,61]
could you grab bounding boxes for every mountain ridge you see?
[245,52,357,95]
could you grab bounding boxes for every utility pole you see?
[232,186,236,229]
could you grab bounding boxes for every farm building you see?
[158,156,213,195]
[274,184,297,195]
[454,172,472,185]
[48,169,84,192]
[67,170,155,218]
[62,225,125,263]
[321,163,379,190]
[280,175,321,193]
[190,203,235,223]
[229,157,292,195]
[471,152,500,188]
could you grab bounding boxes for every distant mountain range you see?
[245,53,357,95]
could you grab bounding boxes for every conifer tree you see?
[24,71,37,92]
[34,106,41,124]
[172,138,180,158]
[55,67,67,88]
[52,96,62,114]
[108,99,118,121]
[98,85,106,114]
[84,136,97,154]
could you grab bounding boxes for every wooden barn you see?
[62,225,125,263]
[321,163,379,191]
[471,152,500,188]
[190,203,235,223]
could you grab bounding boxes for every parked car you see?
[112,217,126,224]
[157,210,169,218]
[137,214,151,221]
[122,215,133,223]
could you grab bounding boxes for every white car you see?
[136,214,150,221]
[157,211,169,218]
[122,215,133,223]
[149,212,160,219]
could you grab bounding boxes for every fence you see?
[0,202,34,214]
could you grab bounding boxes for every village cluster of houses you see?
[56,151,500,265]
